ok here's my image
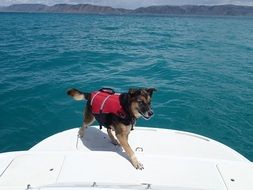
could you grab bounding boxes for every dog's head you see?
[128,88,156,120]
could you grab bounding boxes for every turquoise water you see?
[0,13,253,160]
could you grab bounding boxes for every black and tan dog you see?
[67,88,156,170]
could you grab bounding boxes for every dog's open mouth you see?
[138,109,154,120]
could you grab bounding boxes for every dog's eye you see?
[137,99,145,105]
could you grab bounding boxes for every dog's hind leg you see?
[107,128,119,145]
[78,105,94,138]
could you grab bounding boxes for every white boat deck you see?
[0,126,253,190]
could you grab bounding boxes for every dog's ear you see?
[146,88,157,97]
[128,88,141,98]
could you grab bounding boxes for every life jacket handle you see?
[99,88,115,94]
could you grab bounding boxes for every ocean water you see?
[0,13,253,160]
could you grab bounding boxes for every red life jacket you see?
[90,89,126,128]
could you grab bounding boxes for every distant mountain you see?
[46,4,130,14]
[133,4,253,16]
[0,4,129,14]
[1,4,48,12]
[0,4,253,16]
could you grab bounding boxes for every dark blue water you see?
[0,13,253,160]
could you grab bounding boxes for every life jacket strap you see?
[99,94,112,130]
[90,91,100,106]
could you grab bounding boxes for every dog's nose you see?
[147,110,153,117]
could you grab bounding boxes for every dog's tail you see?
[67,88,90,101]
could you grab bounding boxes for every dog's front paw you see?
[133,160,144,170]
[131,156,144,170]
[135,161,144,170]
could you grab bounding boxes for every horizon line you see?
[1,3,253,10]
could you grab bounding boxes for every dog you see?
[67,87,156,170]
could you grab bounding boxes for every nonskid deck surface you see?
[0,126,253,190]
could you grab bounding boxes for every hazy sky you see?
[1,0,253,9]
